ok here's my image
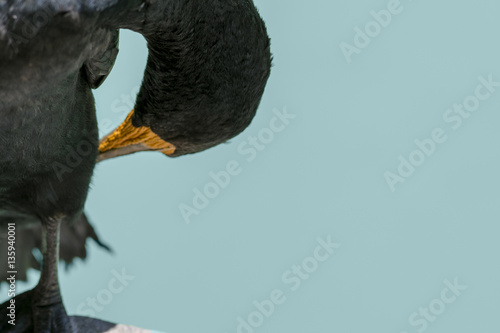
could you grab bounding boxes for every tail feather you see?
[0,212,110,286]
[59,213,112,269]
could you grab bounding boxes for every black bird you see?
[0,0,271,331]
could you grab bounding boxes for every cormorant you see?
[0,0,271,331]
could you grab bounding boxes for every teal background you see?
[5,0,500,332]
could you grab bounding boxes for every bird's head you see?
[98,0,271,161]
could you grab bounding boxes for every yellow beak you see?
[98,110,175,162]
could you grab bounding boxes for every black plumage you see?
[0,0,271,331]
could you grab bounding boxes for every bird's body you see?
[0,71,98,226]
[0,0,271,331]
[0,1,118,228]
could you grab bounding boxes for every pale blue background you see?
[5,0,500,332]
